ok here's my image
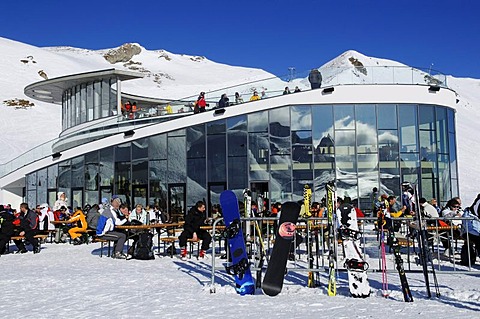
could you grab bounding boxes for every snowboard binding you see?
[225,257,250,280]
[223,219,241,239]
[344,259,369,271]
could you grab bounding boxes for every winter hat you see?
[58,191,65,198]
[101,198,108,205]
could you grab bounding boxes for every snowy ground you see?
[1,237,480,319]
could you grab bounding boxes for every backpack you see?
[133,232,155,260]
[460,243,476,266]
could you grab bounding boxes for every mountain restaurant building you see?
[0,67,458,216]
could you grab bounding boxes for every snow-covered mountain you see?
[0,37,478,203]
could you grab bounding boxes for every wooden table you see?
[116,223,182,254]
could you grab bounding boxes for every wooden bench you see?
[187,238,201,259]
[9,234,49,252]
[160,237,177,257]
[92,237,113,257]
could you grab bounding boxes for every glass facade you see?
[27,103,459,215]
[62,78,117,130]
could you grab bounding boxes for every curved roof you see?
[24,68,144,104]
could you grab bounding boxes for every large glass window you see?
[71,156,84,188]
[167,136,186,183]
[248,111,268,132]
[187,125,206,158]
[207,134,226,182]
[249,132,269,180]
[99,147,114,187]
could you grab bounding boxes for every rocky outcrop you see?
[103,43,142,64]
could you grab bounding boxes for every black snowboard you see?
[262,202,301,296]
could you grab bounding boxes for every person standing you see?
[249,91,260,101]
[195,92,207,113]
[218,94,230,108]
[308,69,322,89]
[235,92,244,104]
[178,201,211,259]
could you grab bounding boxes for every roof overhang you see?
[24,68,144,104]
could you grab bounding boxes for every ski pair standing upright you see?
[377,197,413,302]
[243,188,267,289]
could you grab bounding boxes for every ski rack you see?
[209,215,479,294]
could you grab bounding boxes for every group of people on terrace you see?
[371,182,480,264]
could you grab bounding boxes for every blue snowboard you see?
[220,190,255,295]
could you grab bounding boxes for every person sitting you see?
[294,86,301,93]
[53,206,69,244]
[66,208,88,245]
[13,203,40,254]
[86,204,101,230]
[440,198,463,257]
[283,87,291,95]
[131,204,148,224]
[96,197,129,259]
[0,206,15,255]
[249,91,260,101]
[178,201,211,259]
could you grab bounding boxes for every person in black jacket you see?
[13,203,40,254]
[218,94,229,108]
[0,206,15,255]
[178,201,211,259]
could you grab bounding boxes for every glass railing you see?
[0,65,448,179]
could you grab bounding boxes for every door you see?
[132,185,148,209]
[168,183,186,222]
[100,186,113,205]
[207,182,227,218]
[71,188,83,211]
[250,182,269,213]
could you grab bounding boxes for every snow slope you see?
[0,238,479,318]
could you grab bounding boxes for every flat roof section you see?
[24,68,144,104]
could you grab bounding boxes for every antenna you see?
[428,63,434,76]
[288,67,296,82]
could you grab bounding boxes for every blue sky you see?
[1,0,479,78]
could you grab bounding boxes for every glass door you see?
[207,182,227,218]
[168,183,186,222]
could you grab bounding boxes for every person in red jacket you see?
[194,92,207,114]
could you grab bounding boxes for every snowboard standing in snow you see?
[262,202,301,296]
[220,190,255,295]
[338,199,371,298]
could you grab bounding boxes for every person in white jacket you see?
[53,192,68,212]
[97,197,128,259]
[38,204,55,231]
